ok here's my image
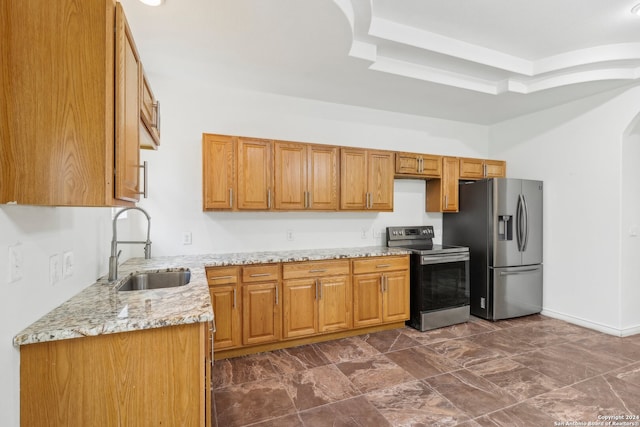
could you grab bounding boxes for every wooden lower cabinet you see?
[20,323,210,427]
[283,260,352,338]
[211,255,409,359]
[243,281,282,345]
[207,266,241,349]
[352,256,410,328]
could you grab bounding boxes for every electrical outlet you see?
[9,244,23,282]
[182,232,192,245]
[62,251,74,279]
[286,229,294,241]
[49,254,61,286]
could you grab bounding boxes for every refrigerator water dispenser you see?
[498,215,513,241]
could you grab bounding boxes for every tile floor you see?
[211,315,640,426]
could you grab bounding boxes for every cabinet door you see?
[367,150,394,211]
[395,153,442,178]
[459,157,485,180]
[237,137,273,210]
[242,282,281,345]
[395,153,421,175]
[274,142,307,210]
[353,273,383,327]
[485,160,506,178]
[340,148,368,210]
[115,3,141,203]
[283,278,318,338]
[308,144,339,210]
[318,275,352,332]
[209,285,241,349]
[442,156,459,212]
[203,134,236,210]
[426,156,459,212]
[382,270,410,323]
[140,67,160,150]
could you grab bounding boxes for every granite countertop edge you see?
[13,246,410,347]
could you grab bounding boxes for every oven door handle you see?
[420,254,469,264]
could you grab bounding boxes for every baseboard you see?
[541,309,640,337]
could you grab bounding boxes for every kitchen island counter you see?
[14,246,409,347]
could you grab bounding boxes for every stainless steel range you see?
[387,225,470,331]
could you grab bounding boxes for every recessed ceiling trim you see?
[534,43,640,74]
[335,0,640,95]
[368,16,534,76]
[370,56,501,94]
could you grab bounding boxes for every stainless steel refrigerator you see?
[443,178,543,320]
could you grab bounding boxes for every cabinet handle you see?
[483,163,487,177]
[376,264,391,268]
[209,275,234,280]
[214,320,216,366]
[444,195,448,208]
[367,192,372,209]
[250,273,270,278]
[137,161,148,198]
[380,276,384,293]
[319,278,323,299]
[304,191,309,209]
[418,157,423,173]
[309,269,327,273]
[384,275,388,292]
[233,288,236,308]
[315,278,319,300]
[267,188,272,209]
[275,285,279,305]
[229,188,233,208]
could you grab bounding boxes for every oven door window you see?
[418,260,469,311]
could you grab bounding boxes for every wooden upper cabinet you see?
[340,148,393,211]
[140,67,160,150]
[274,142,339,210]
[426,156,459,212]
[1,0,148,206]
[274,142,307,210]
[307,144,339,210]
[395,152,442,178]
[237,137,273,210]
[459,157,506,180]
[202,134,236,210]
[114,3,142,203]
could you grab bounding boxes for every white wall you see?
[1,82,489,426]
[621,118,640,332]
[489,84,640,336]
[0,207,113,427]
[138,76,489,256]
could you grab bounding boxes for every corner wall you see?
[489,84,640,335]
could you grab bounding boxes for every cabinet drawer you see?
[242,264,280,282]
[283,260,350,280]
[206,266,239,285]
[352,256,409,275]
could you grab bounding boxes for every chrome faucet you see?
[108,207,152,281]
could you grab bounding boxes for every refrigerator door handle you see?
[516,194,523,251]
[522,194,529,251]
[499,267,540,276]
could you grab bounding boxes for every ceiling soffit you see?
[334,0,640,95]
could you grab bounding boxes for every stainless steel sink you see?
[117,270,191,291]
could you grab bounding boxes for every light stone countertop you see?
[13,246,410,347]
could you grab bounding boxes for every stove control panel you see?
[386,226,435,242]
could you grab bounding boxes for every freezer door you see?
[521,180,543,266]
[491,265,542,320]
[492,179,523,267]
